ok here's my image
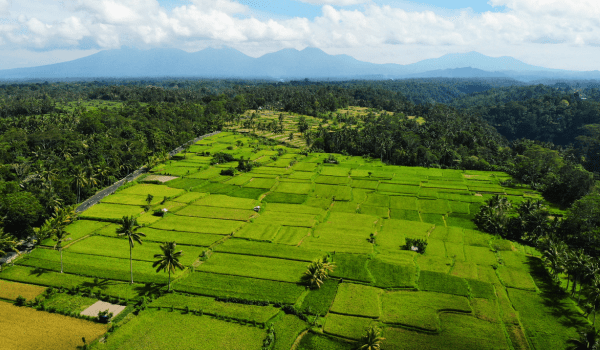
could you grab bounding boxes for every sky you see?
[0,0,598,71]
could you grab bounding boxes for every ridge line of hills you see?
[1,47,599,81]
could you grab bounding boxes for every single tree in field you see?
[302,257,335,289]
[153,241,184,292]
[0,229,19,272]
[53,228,70,273]
[359,325,385,350]
[567,327,600,350]
[116,216,146,284]
[146,194,154,206]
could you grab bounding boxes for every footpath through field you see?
[76,130,221,213]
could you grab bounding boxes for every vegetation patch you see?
[350,180,379,190]
[496,267,537,291]
[118,184,185,198]
[301,278,339,315]
[315,175,351,185]
[97,308,265,350]
[381,290,471,331]
[234,223,281,242]
[272,226,312,245]
[330,283,381,318]
[389,209,421,221]
[368,258,418,288]
[174,271,303,304]
[227,187,268,200]
[274,181,313,194]
[313,184,352,201]
[418,199,451,214]
[464,246,497,266]
[450,261,478,279]
[273,315,309,350]
[324,313,376,340]
[197,253,307,283]
[149,216,244,235]
[244,177,278,189]
[80,203,145,221]
[215,239,323,262]
[329,253,373,283]
[176,205,256,221]
[171,191,207,204]
[418,271,470,297]
[0,280,46,301]
[296,332,355,350]
[0,300,107,350]
[164,178,208,190]
[262,192,308,204]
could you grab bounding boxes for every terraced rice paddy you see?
[0,131,587,349]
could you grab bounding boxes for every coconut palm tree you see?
[359,325,385,350]
[586,276,600,326]
[153,241,184,292]
[116,216,146,284]
[0,229,19,272]
[541,239,567,282]
[53,228,70,273]
[567,328,600,350]
[302,257,336,289]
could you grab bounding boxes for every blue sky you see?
[0,0,597,71]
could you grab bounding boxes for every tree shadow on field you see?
[29,267,50,277]
[526,256,589,330]
[133,282,164,298]
[80,278,115,291]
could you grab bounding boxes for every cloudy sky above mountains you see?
[0,0,598,71]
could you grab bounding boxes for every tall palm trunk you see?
[130,245,133,284]
[60,248,63,273]
[168,270,171,292]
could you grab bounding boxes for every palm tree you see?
[359,325,385,350]
[153,242,184,292]
[586,276,600,326]
[541,238,567,282]
[116,216,146,284]
[567,328,600,350]
[0,229,19,272]
[53,228,70,273]
[302,257,336,289]
[72,167,88,203]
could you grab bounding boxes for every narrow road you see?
[76,130,221,213]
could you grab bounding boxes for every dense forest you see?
[0,79,598,242]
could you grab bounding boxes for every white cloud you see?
[294,0,369,5]
[0,0,10,16]
[0,0,599,70]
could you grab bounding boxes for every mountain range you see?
[0,47,598,81]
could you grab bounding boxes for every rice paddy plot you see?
[389,209,421,221]
[324,212,379,230]
[446,214,477,230]
[445,242,466,261]
[329,253,373,283]
[262,192,308,204]
[264,203,324,215]
[150,293,279,324]
[80,203,145,221]
[324,313,377,340]
[186,167,223,180]
[96,308,265,350]
[450,261,478,279]
[330,201,358,213]
[300,278,339,315]
[496,267,537,291]
[227,187,268,200]
[314,175,351,185]
[508,288,584,350]
[359,205,389,218]
[418,188,439,199]
[320,166,350,177]
[136,227,222,247]
[378,183,417,194]
[313,184,352,201]
[368,258,418,288]
[464,246,497,266]
[0,301,108,350]
[253,211,317,227]
[415,254,453,273]
[301,232,374,255]
[250,167,289,176]
[17,249,184,284]
[192,182,238,195]
[197,253,308,283]
[164,178,208,190]
[380,219,433,239]
[381,290,471,331]
[272,315,309,350]
[118,184,185,198]
[350,180,379,190]
[67,236,204,265]
[274,181,313,194]
[272,226,312,245]
[244,177,278,189]
[171,192,207,204]
[330,283,381,318]
[389,196,418,210]
[223,174,253,186]
[154,166,201,177]
[448,201,470,214]
[463,229,492,247]
[101,193,162,206]
[174,271,304,304]
[420,213,446,226]
[296,332,355,350]
[40,220,109,246]
[418,199,450,214]
[215,238,323,262]
[149,216,244,235]
[0,280,46,301]
[418,270,470,296]
[176,205,256,221]
[427,239,446,257]
[233,223,280,242]
[287,171,316,181]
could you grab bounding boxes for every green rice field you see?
[1,131,587,350]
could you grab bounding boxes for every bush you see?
[404,238,428,254]
[220,168,235,176]
[15,295,26,306]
